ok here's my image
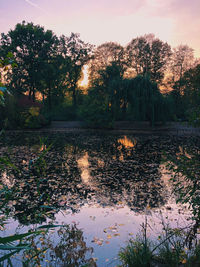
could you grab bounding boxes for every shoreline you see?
[2,121,200,136]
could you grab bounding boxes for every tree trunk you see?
[32,89,35,102]
[28,89,32,100]
[72,86,77,109]
[122,101,127,119]
[48,88,52,111]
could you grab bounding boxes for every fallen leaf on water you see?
[109,226,117,230]
[107,234,112,239]
[114,233,120,237]
[91,237,98,243]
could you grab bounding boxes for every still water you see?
[0,131,199,266]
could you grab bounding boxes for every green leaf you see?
[0,157,19,172]
[0,244,31,250]
[0,231,40,244]
[0,250,17,262]
[37,224,63,229]
[40,205,57,210]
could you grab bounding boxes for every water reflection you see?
[1,133,200,266]
[1,170,15,188]
[0,133,199,226]
[77,152,91,184]
[118,135,137,148]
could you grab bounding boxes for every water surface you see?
[0,132,199,266]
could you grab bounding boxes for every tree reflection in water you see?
[22,224,97,267]
[0,132,199,226]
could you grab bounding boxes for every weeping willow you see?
[126,75,170,125]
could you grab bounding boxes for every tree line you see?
[0,21,199,128]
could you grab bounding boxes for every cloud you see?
[142,0,200,56]
[168,0,200,16]
[24,0,47,13]
[24,0,39,8]
[148,0,200,18]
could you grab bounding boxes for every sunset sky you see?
[1,0,200,57]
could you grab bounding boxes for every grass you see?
[119,238,153,267]
[118,223,200,267]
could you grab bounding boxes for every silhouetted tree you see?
[41,54,72,110]
[1,21,58,101]
[170,45,196,86]
[127,75,170,125]
[80,63,123,128]
[126,34,171,84]
[169,45,198,119]
[59,33,92,109]
[181,64,200,125]
[89,42,126,85]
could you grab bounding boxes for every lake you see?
[0,131,199,266]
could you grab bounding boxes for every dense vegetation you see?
[0,21,199,129]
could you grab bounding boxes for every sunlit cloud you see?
[148,0,200,57]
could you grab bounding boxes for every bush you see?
[185,107,200,127]
[49,102,77,121]
[79,91,114,128]
[80,102,113,128]
[0,93,20,129]
[20,107,48,129]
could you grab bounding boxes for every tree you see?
[170,45,196,84]
[88,42,126,85]
[0,52,15,106]
[1,21,58,101]
[0,52,18,128]
[126,34,171,84]
[181,64,200,125]
[59,33,92,108]
[169,45,198,119]
[81,62,124,127]
[127,75,170,125]
[84,63,171,126]
[126,36,151,76]
[98,62,124,120]
[41,54,72,110]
